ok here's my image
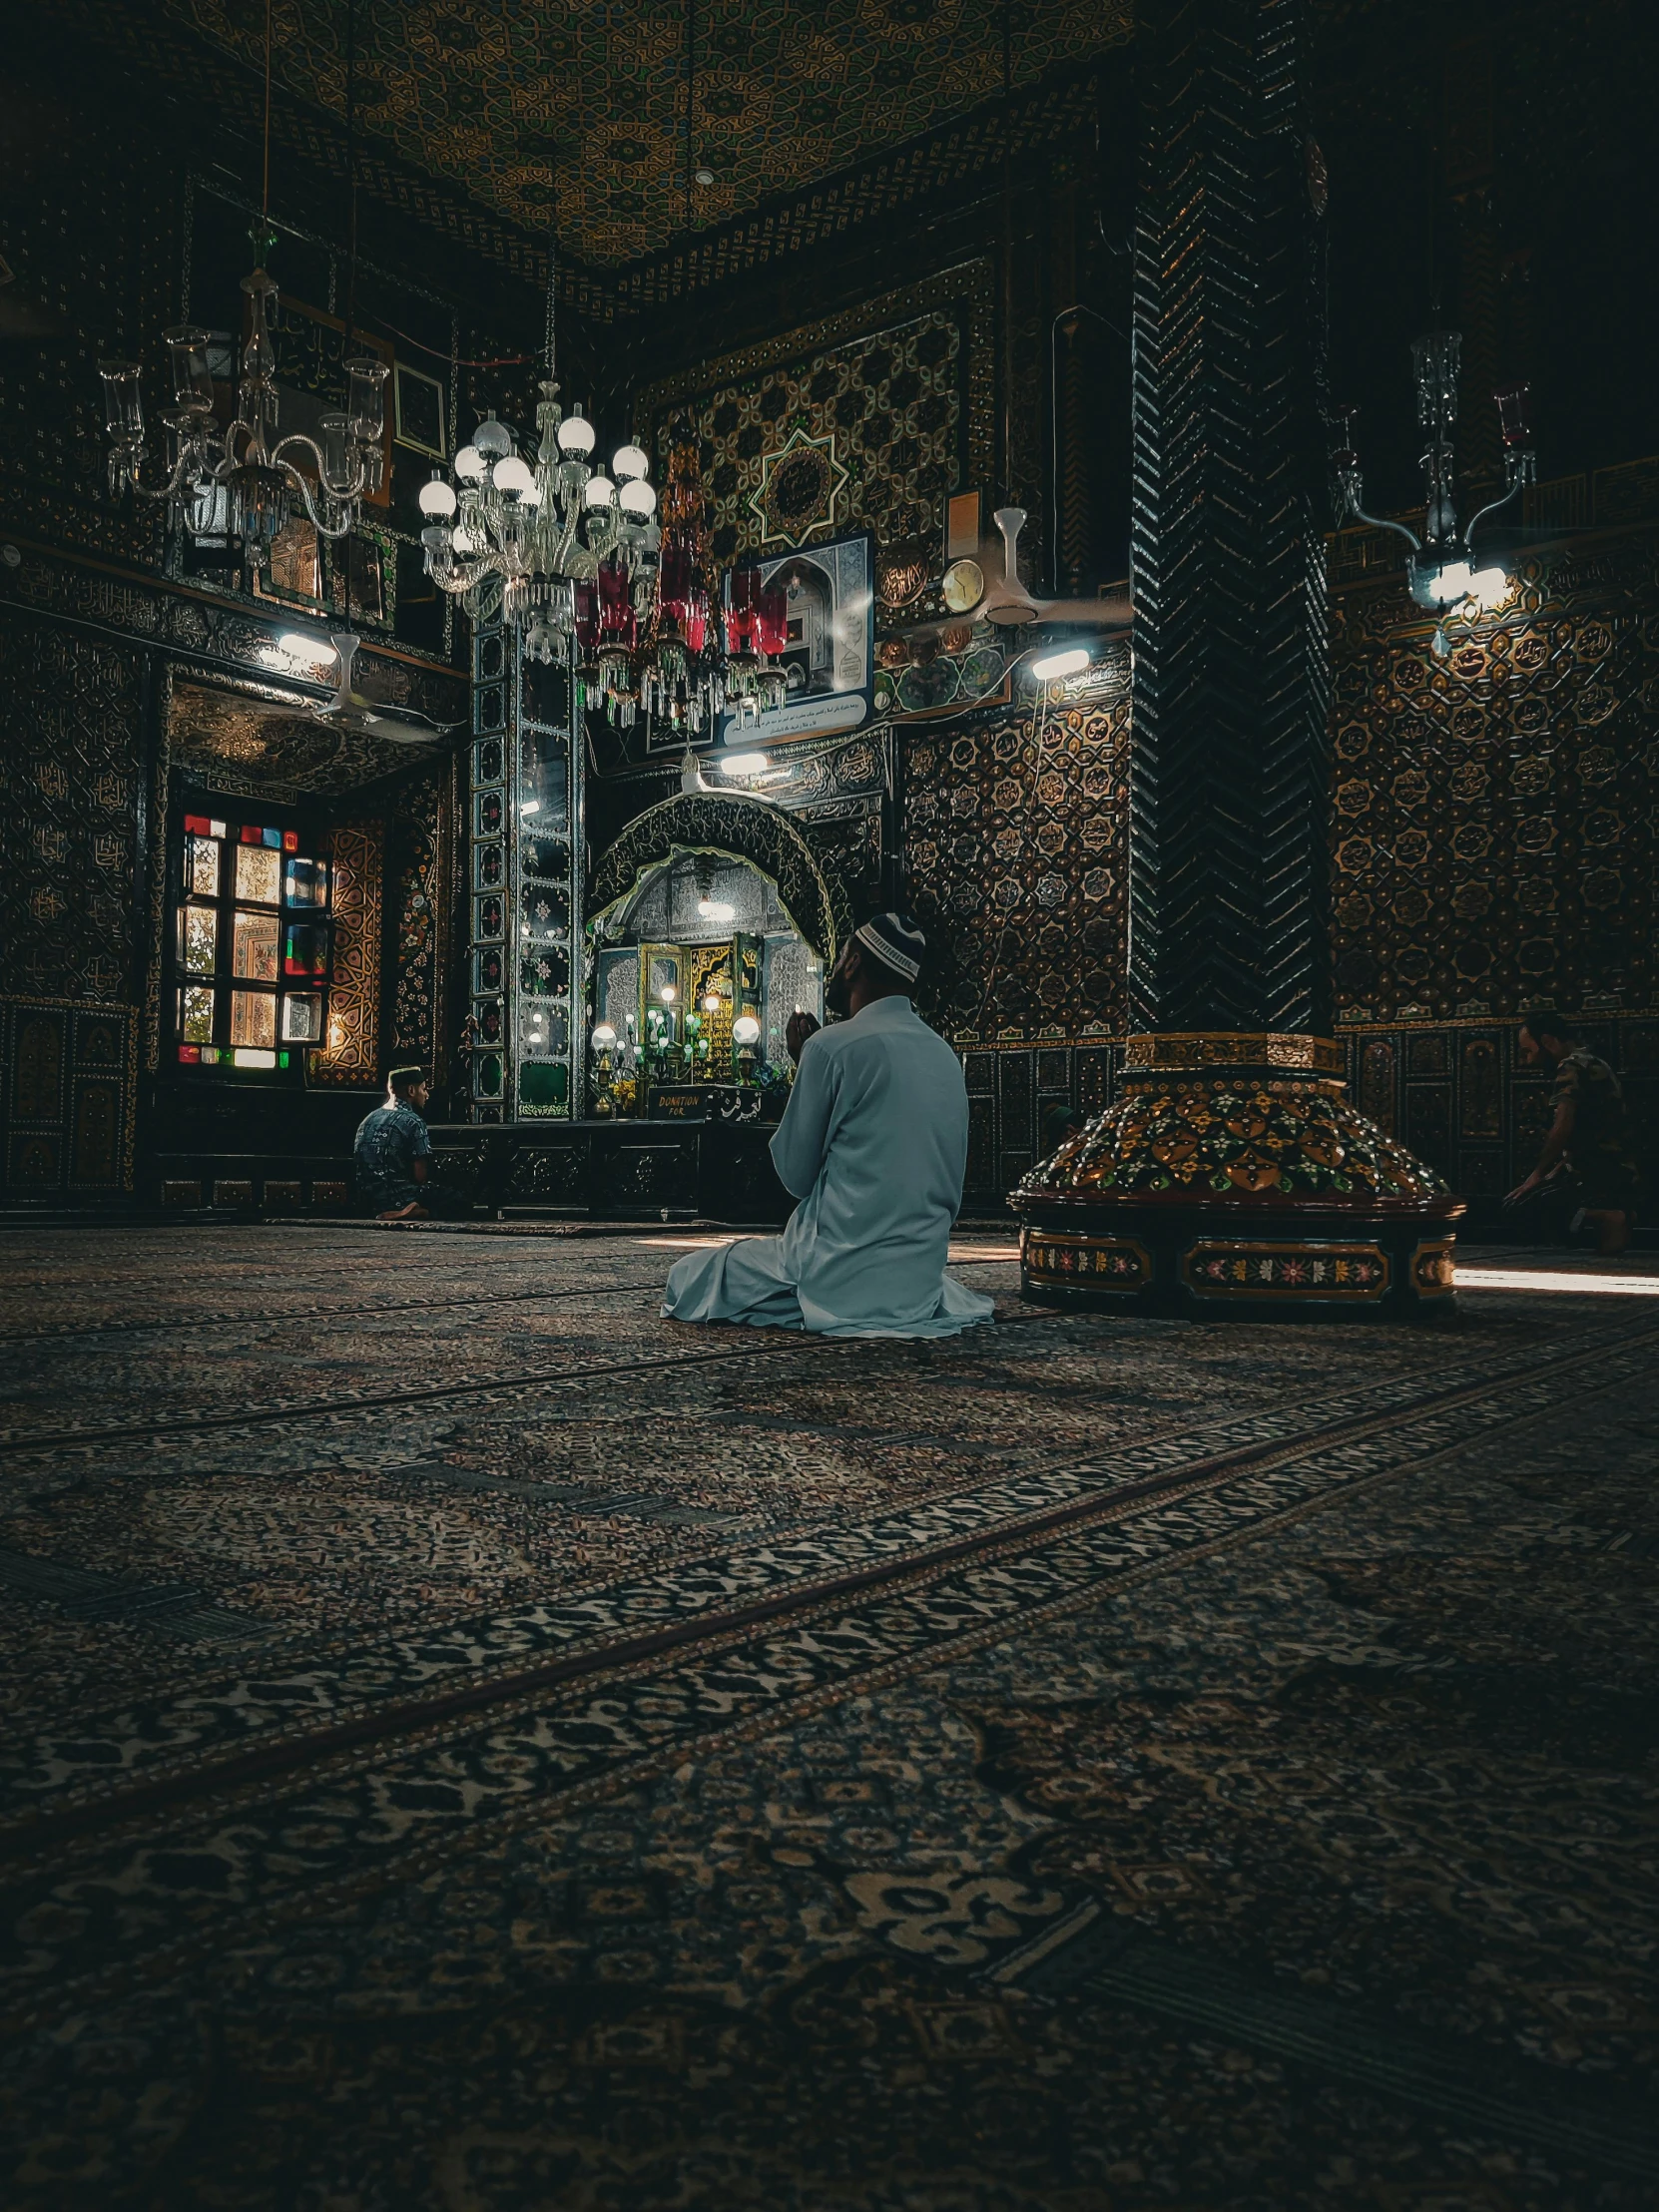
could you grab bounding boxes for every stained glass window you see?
[284,857,330,908]
[281,993,323,1042]
[171,804,334,1075]
[179,985,215,1043]
[236,844,281,904]
[179,904,218,973]
[185,835,221,897]
[232,911,280,982]
[283,921,330,978]
[231,989,277,1049]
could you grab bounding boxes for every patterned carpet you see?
[2,1225,1656,2207]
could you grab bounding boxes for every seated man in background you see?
[353,1065,439,1221]
[663,912,994,1339]
[1506,1008,1642,1257]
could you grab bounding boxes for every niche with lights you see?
[589,851,825,1102]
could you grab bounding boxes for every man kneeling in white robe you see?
[662,912,994,1340]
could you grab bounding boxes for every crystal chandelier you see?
[635,419,724,736]
[99,284,387,567]
[720,564,791,725]
[97,1,387,570]
[1332,331,1535,612]
[417,226,658,657]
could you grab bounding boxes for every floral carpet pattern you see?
[2,1224,1656,2207]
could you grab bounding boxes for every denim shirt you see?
[352,1101,432,1206]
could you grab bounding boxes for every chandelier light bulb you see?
[557,408,597,456]
[592,1024,618,1048]
[450,523,478,556]
[1030,646,1090,681]
[418,472,457,518]
[473,416,512,459]
[1428,559,1472,604]
[660,984,677,1004]
[612,443,649,480]
[453,444,484,482]
[584,473,617,508]
[492,455,534,498]
[733,1014,761,1046]
[619,478,656,518]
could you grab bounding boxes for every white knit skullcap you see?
[853,912,926,984]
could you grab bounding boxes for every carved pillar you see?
[1126,0,1329,1035]
[1012,0,1462,1321]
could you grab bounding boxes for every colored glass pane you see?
[284,857,330,909]
[185,835,221,897]
[177,1044,201,1064]
[232,909,280,982]
[281,993,322,1042]
[283,921,329,977]
[179,903,218,974]
[283,830,299,851]
[236,844,281,903]
[231,990,276,1048]
[234,1046,276,1069]
[179,984,215,1043]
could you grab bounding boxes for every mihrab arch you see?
[588,792,853,962]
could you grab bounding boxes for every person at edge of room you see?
[1041,1101,1085,1159]
[662,912,995,1339]
[353,1065,443,1222]
[1505,1007,1642,1258]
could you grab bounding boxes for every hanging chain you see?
[555,166,570,382]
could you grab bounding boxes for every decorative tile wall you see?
[0,611,146,1005]
[1330,530,1658,1024]
[635,266,995,567]
[309,822,383,1088]
[903,652,1131,1043]
[0,997,137,1198]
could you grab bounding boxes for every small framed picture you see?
[328,535,385,627]
[394,361,447,458]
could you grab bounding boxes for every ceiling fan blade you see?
[1031,596,1134,627]
[310,632,359,718]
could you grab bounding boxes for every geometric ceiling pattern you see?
[159,0,1132,264]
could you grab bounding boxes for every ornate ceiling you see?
[170,682,448,798]
[159,0,1132,266]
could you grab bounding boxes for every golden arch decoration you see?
[588,793,852,963]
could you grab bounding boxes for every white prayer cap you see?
[853,911,926,984]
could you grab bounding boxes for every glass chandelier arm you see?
[116,435,221,505]
[1346,503,1422,551]
[282,469,358,539]
[270,431,374,500]
[1462,474,1527,548]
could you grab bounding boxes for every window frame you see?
[167,794,334,1080]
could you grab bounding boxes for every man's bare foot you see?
[378,1201,429,1221]
[1583,1207,1632,1258]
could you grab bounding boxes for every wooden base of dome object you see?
[1010,1033,1464,1324]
